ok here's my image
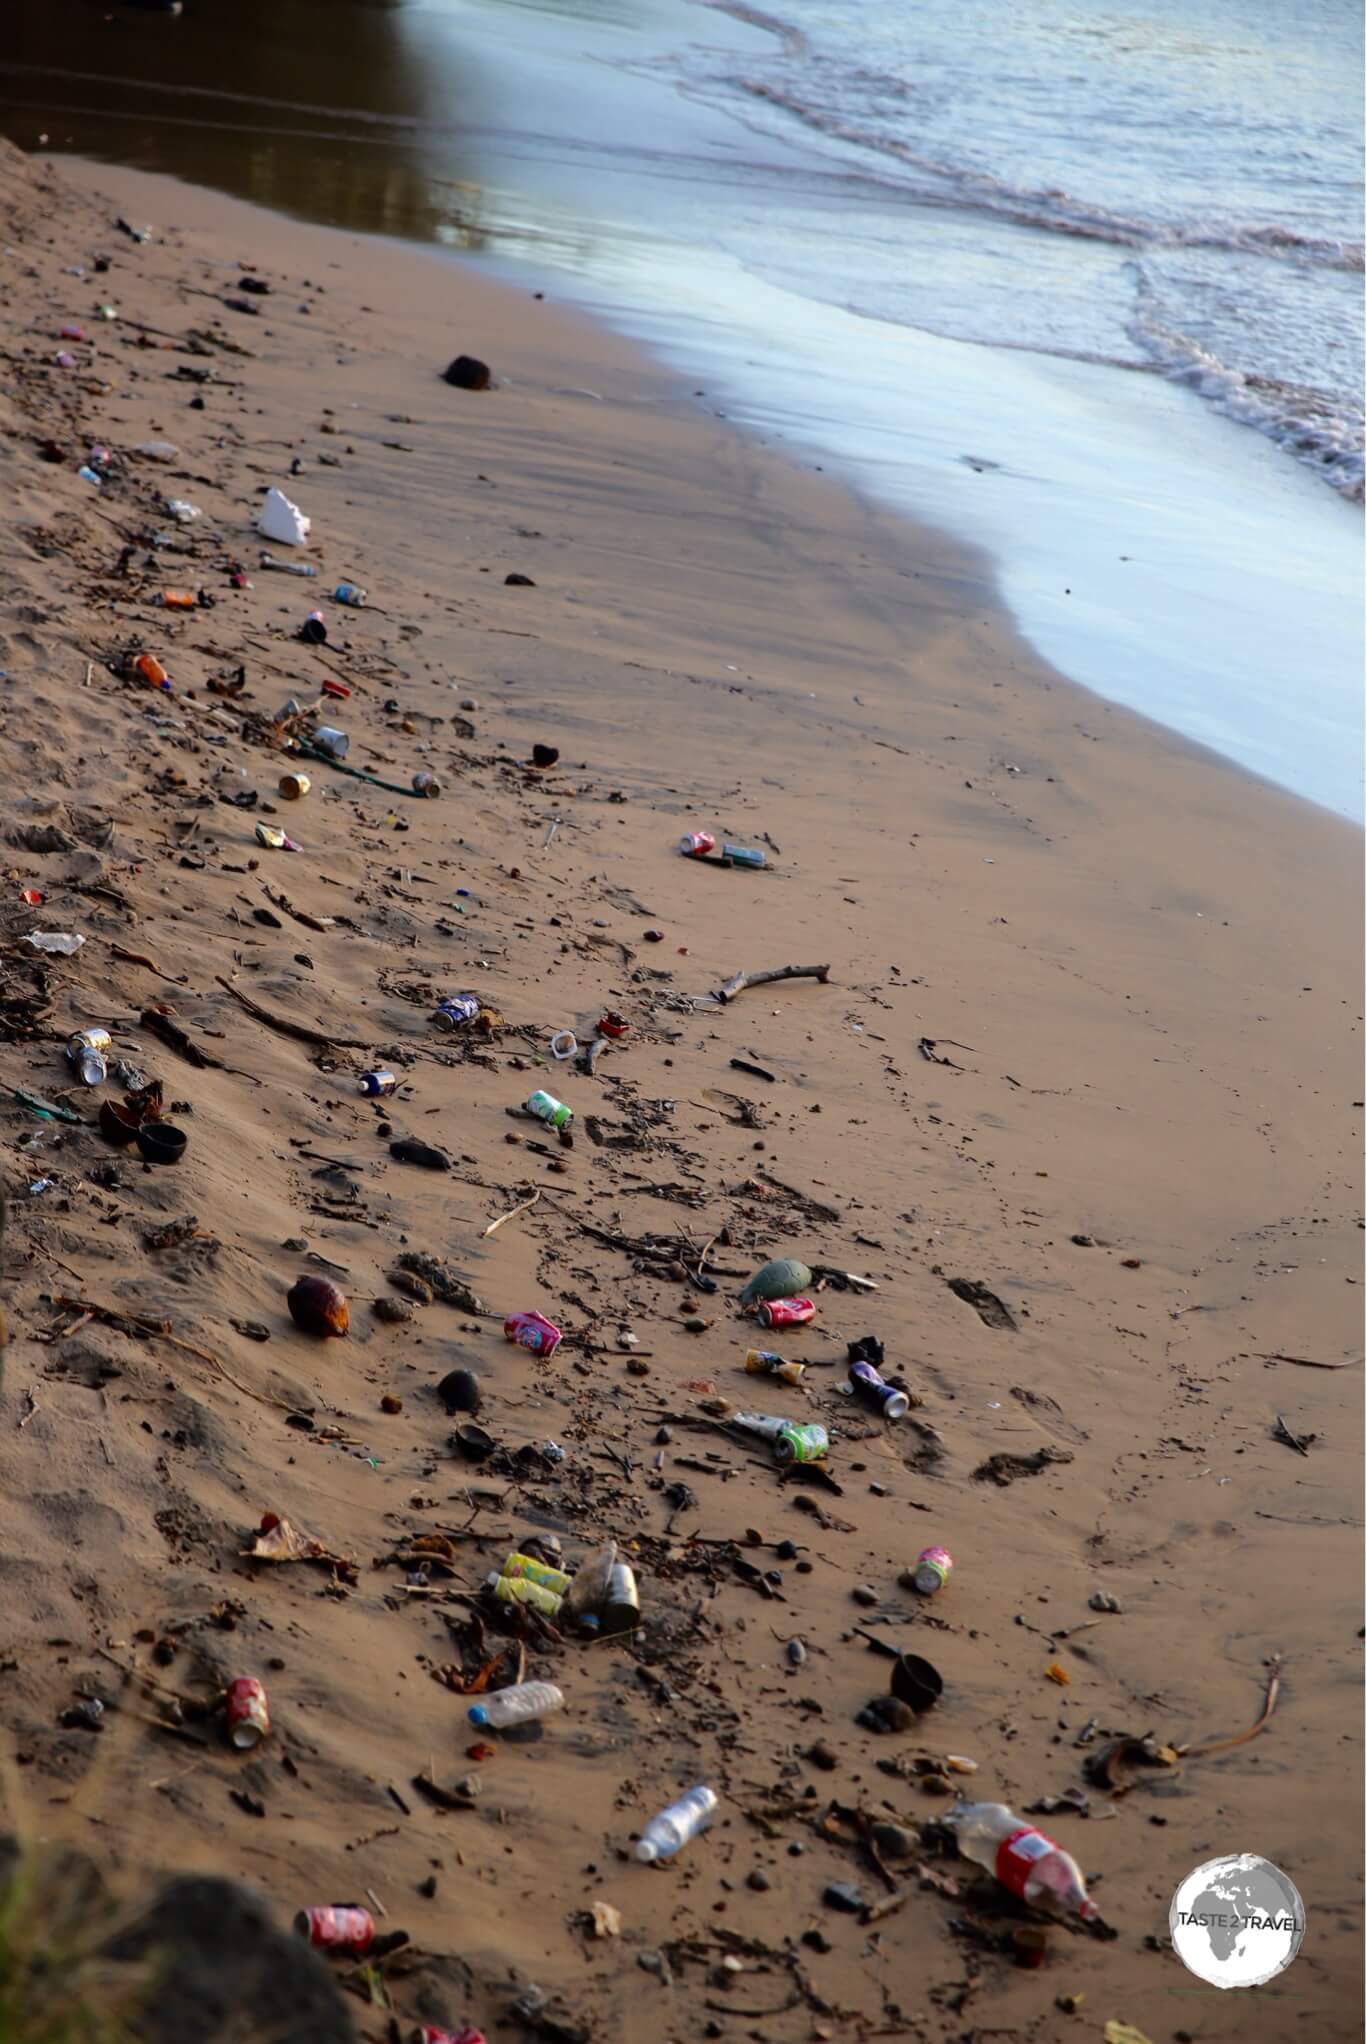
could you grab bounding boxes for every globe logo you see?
[1170,1855,1305,1988]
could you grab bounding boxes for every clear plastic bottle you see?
[467,1680,565,1730]
[635,1785,719,1863]
[947,1802,1099,1923]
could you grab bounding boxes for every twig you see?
[1257,1351,1360,1370]
[481,1189,541,1239]
[1179,1658,1282,1761]
[1272,1413,1313,1456]
[112,943,189,986]
[51,1296,301,1412]
[862,1886,912,1926]
[715,963,830,1004]
[17,1387,38,1430]
[262,883,335,935]
[213,974,367,1049]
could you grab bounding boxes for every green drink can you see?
[774,1421,829,1467]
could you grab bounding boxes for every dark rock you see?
[801,1928,832,1953]
[504,572,536,587]
[746,1868,772,1892]
[441,354,492,390]
[372,1296,413,1325]
[389,1138,451,1171]
[437,1367,481,1415]
[806,1740,839,1771]
[824,1880,866,1913]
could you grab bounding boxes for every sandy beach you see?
[0,138,1360,2041]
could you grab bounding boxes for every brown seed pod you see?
[287,1275,349,1337]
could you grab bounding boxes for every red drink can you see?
[294,1905,374,1954]
[224,1675,269,1748]
[757,1296,815,1329]
[504,1310,562,1357]
[678,831,716,857]
[416,2027,488,2044]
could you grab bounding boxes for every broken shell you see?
[437,1367,481,1415]
[740,1257,813,1305]
[287,1275,349,1337]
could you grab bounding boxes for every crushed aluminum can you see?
[225,1676,270,1749]
[293,1905,373,1954]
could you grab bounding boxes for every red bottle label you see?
[994,1826,1053,1897]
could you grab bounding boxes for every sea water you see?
[4,0,1359,812]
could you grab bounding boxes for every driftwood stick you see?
[579,1035,610,1075]
[1179,1657,1283,1762]
[716,963,830,1004]
[481,1188,541,1239]
[213,974,367,1049]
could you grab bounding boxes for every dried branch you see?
[213,973,367,1049]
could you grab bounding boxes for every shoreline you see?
[0,143,1360,2042]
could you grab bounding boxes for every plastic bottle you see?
[721,844,765,868]
[467,1680,565,1730]
[130,652,171,691]
[635,1785,718,1863]
[562,1540,617,1624]
[947,1803,1099,1923]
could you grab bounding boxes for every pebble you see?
[786,1639,807,1666]
[1088,1590,1122,1613]
[807,1740,838,1771]
[851,1585,879,1608]
[824,1881,866,1913]
[869,1820,916,1861]
[654,1425,672,1444]
[372,1296,413,1324]
[746,1869,771,1892]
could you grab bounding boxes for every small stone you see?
[380,1393,403,1414]
[851,1585,879,1608]
[746,1869,771,1892]
[786,1639,807,1666]
[654,1425,672,1445]
[801,1928,832,1954]
[824,1881,865,1913]
[683,1315,707,1334]
[1088,1590,1121,1613]
[776,1538,798,1561]
[807,1740,838,1772]
[418,1874,438,1898]
[869,1821,916,1860]
[372,1296,413,1324]
[442,353,491,390]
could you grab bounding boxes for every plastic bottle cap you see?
[634,1839,658,1863]
[467,1703,489,1727]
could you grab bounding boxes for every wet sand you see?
[0,141,1360,2042]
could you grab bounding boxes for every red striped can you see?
[224,1676,269,1749]
[294,1905,373,1954]
[678,831,716,857]
[757,1296,815,1329]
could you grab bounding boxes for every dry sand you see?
[0,139,1361,2042]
